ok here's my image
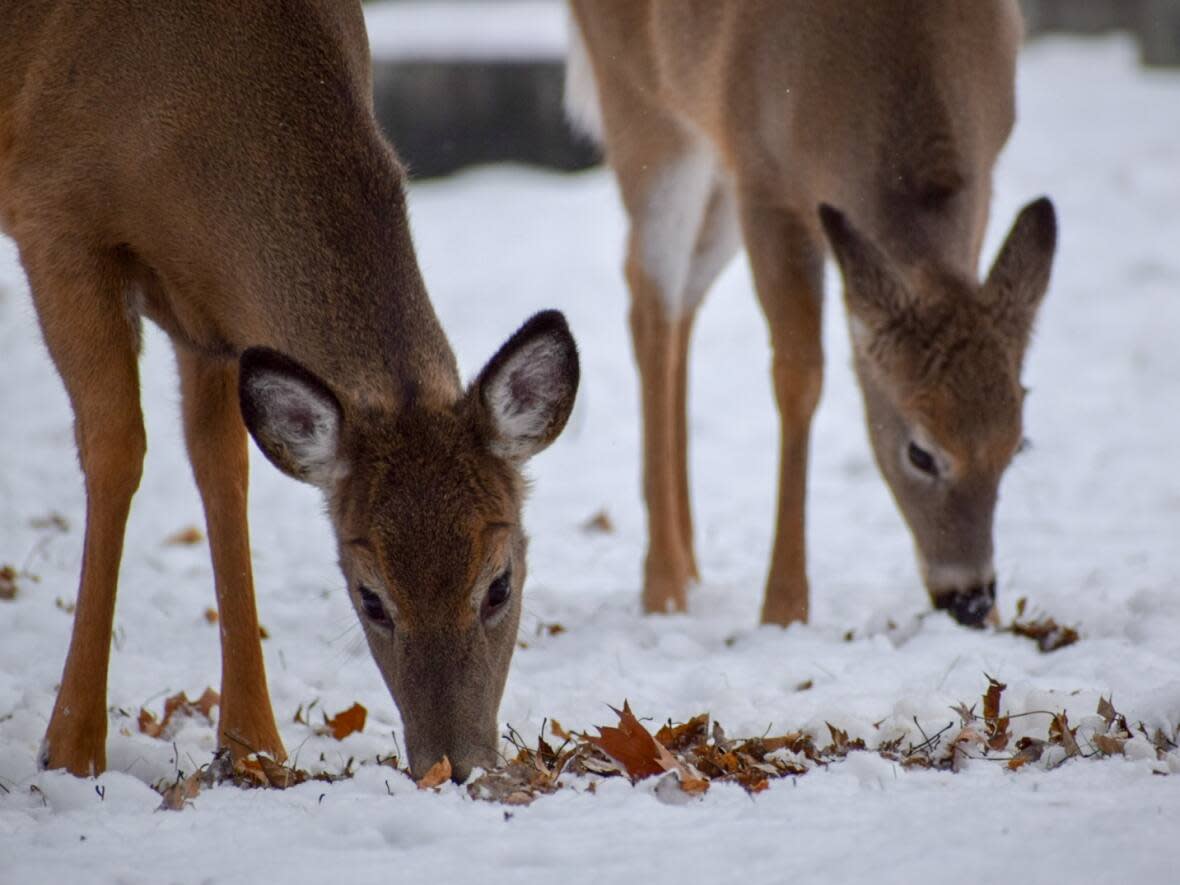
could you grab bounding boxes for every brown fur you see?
[2,0,578,780]
[571,0,1056,626]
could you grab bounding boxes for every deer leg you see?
[739,202,825,626]
[674,186,741,581]
[175,347,286,762]
[29,250,145,776]
[627,261,697,614]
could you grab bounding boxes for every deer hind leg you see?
[619,130,736,613]
[175,347,285,763]
[28,248,145,776]
[738,201,825,626]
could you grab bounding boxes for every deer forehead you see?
[904,376,1023,470]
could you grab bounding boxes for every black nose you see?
[933,580,996,628]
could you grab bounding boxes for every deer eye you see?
[483,569,512,619]
[907,442,939,477]
[357,585,389,625]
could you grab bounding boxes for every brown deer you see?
[1,1,579,783]
[567,1,1056,627]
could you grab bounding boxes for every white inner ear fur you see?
[248,372,344,486]
[486,337,567,461]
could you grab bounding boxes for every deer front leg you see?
[627,257,698,614]
[176,348,285,762]
[740,202,825,626]
[28,250,145,776]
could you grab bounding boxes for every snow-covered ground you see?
[2,35,1180,885]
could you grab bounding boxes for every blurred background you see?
[363,0,1180,179]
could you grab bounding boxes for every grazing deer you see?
[1,1,578,783]
[567,1,1056,627]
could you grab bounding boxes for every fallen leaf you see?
[204,608,219,624]
[655,713,710,754]
[416,757,452,789]
[164,525,204,546]
[156,770,202,811]
[1092,734,1127,756]
[0,565,17,601]
[137,688,219,740]
[258,625,270,640]
[323,702,367,740]
[1005,604,1080,652]
[584,702,665,781]
[580,510,615,534]
[1049,712,1081,758]
[983,676,1006,723]
[30,512,70,532]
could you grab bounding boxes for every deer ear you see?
[818,204,916,349]
[239,347,345,488]
[473,310,580,463]
[981,197,1056,353]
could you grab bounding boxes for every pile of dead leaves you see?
[468,703,866,805]
[149,679,1176,811]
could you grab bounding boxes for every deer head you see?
[238,311,579,780]
[820,199,1056,626]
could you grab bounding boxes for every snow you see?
[3,35,1180,885]
[363,1,567,61]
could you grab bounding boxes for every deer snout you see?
[931,579,997,628]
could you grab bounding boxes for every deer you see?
[0,0,579,784]
[566,0,1057,628]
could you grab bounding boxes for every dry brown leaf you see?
[1006,604,1080,653]
[164,526,204,546]
[550,719,571,742]
[156,771,202,811]
[30,512,70,532]
[1049,712,1081,758]
[323,702,367,740]
[258,625,270,640]
[584,702,665,781]
[204,608,219,624]
[137,688,219,740]
[1092,734,1127,756]
[232,756,270,788]
[655,713,710,754]
[416,757,453,789]
[983,676,1006,723]
[0,565,18,601]
[580,510,615,534]
[1097,696,1118,725]
[1007,737,1046,770]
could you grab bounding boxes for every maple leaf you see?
[584,702,666,781]
[323,702,367,740]
[416,757,453,789]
